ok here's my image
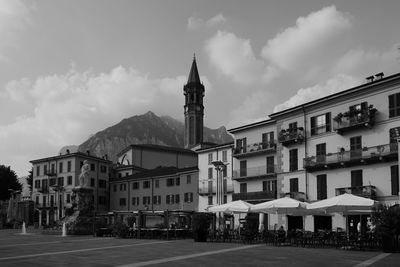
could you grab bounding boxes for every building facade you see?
[30,151,112,226]
[196,142,234,212]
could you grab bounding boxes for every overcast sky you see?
[1,0,400,176]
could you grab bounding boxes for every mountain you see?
[78,111,233,162]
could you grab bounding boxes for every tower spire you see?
[187,54,201,84]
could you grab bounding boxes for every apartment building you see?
[196,142,234,212]
[109,166,199,213]
[268,72,400,231]
[30,150,112,226]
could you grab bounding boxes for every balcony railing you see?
[232,165,278,180]
[278,127,304,146]
[233,141,276,158]
[232,190,277,201]
[335,185,377,200]
[199,180,234,195]
[45,170,57,177]
[304,143,398,172]
[280,192,307,202]
[333,105,377,134]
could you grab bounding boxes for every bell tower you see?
[184,55,204,149]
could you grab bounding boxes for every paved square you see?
[0,230,398,266]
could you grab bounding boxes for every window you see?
[100,165,107,173]
[90,178,95,187]
[66,194,71,203]
[132,197,140,206]
[222,150,228,162]
[36,196,39,204]
[99,179,106,188]
[57,177,64,186]
[132,182,139,190]
[239,160,247,177]
[118,173,122,178]
[175,177,180,186]
[289,149,298,172]
[223,195,227,204]
[288,122,297,132]
[51,164,55,174]
[266,156,274,174]
[59,162,63,173]
[143,180,150,189]
[236,138,247,153]
[90,163,95,171]
[67,161,71,172]
[316,143,326,162]
[391,165,399,196]
[208,181,213,193]
[208,196,213,205]
[389,92,400,118]
[42,179,48,189]
[262,131,275,148]
[166,178,174,187]
[184,192,193,203]
[175,194,180,204]
[119,183,126,191]
[44,165,47,175]
[153,196,158,205]
[208,168,213,179]
[36,166,40,176]
[42,196,46,206]
[98,196,106,205]
[186,175,191,184]
[119,198,126,206]
[263,180,276,193]
[49,178,56,186]
[317,174,327,200]
[351,170,363,187]
[350,136,362,158]
[290,178,299,193]
[166,195,170,204]
[311,113,331,135]
[50,195,54,206]
[240,183,247,193]
[143,196,151,205]
[222,166,227,178]
[155,180,159,188]
[67,176,72,185]
[125,172,129,177]
[208,153,213,165]
[34,180,40,188]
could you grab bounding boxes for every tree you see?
[26,168,33,193]
[0,165,22,201]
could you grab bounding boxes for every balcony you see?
[199,180,234,195]
[304,143,398,172]
[278,127,304,146]
[232,190,277,202]
[333,104,377,134]
[44,170,57,177]
[280,192,307,202]
[232,165,278,181]
[335,185,377,200]
[233,141,276,158]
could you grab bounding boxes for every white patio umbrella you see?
[207,200,253,213]
[307,193,375,213]
[250,197,308,214]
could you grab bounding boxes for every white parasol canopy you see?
[250,197,308,214]
[307,193,375,213]
[207,200,253,213]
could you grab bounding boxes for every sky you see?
[1,0,400,177]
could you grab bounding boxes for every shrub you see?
[112,221,129,238]
[192,212,213,242]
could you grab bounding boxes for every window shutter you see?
[361,102,368,110]
[391,165,399,196]
[310,116,316,135]
[325,112,331,132]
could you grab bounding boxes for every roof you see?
[228,119,276,133]
[195,142,234,153]
[110,166,198,182]
[269,72,400,119]
[30,152,112,164]
[187,56,201,84]
[117,144,197,157]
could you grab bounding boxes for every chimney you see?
[66,149,70,154]
[86,150,90,155]
[366,75,374,82]
[375,72,384,80]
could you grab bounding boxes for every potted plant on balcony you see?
[333,113,343,123]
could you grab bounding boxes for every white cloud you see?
[187,13,226,30]
[273,74,361,112]
[205,31,277,85]
[0,0,33,60]
[261,5,351,72]
[0,65,205,176]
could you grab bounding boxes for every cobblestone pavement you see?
[0,229,398,267]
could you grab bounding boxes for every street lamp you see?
[211,160,229,229]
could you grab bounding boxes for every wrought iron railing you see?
[278,128,304,145]
[233,165,278,179]
[199,180,234,195]
[233,141,276,157]
[232,190,277,201]
[335,185,377,200]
